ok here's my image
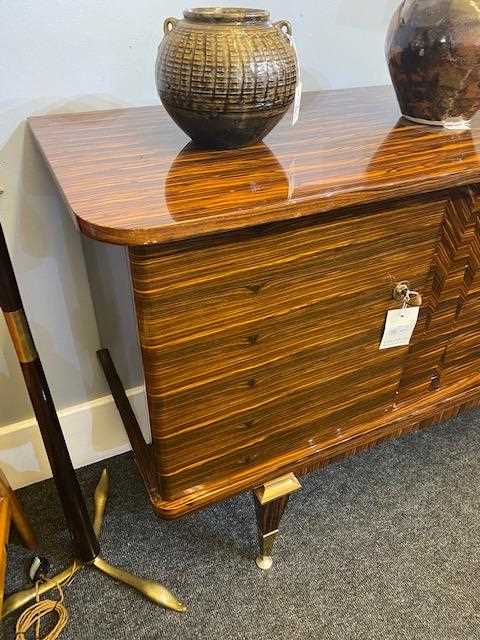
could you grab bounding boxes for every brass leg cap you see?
[255,555,273,571]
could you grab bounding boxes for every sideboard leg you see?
[253,473,301,570]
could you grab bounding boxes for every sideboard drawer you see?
[155,349,401,489]
[157,383,399,500]
[157,326,403,434]
[130,197,446,343]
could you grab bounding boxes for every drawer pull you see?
[247,378,257,388]
[245,283,265,294]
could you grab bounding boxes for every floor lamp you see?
[0,217,185,617]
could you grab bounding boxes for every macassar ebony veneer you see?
[28,86,480,567]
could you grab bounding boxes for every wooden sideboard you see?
[28,86,480,568]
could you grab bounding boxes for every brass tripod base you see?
[2,560,81,618]
[2,470,186,618]
[92,556,185,612]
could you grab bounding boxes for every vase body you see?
[386,0,480,126]
[156,8,297,149]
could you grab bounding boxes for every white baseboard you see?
[0,386,150,490]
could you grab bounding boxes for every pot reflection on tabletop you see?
[365,116,480,183]
[164,142,290,222]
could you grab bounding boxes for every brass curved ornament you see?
[163,17,178,34]
[92,557,186,612]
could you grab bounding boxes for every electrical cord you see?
[15,563,77,640]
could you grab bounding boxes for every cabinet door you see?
[397,187,480,404]
[130,194,448,500]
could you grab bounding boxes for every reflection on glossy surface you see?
[366,115,475,174]
[386,0,480,126]
[29,86,480,245]
[165,142,289,221]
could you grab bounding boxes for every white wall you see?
[0,0,399,484]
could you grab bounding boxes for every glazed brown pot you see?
[386,0,480,127]
[156,7,298,149]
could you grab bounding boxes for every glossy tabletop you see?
[29,85,480,246]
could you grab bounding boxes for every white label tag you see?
[288,158,296,199]
[292,81,303,126]
[286,33,302,126]
[379,307,419,350]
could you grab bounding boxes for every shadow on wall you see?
[0,96,134,482]
[0,98,150,486]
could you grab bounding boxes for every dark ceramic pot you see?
[156,7,298,149]
[386,0,480,127]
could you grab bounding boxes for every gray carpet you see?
[3,411,480,640]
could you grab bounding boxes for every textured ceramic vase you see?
[386,0,480,127]
[156,7,298,149]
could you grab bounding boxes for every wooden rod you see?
[0,222,99,562]
[97,349,158,497]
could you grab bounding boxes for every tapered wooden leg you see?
[0,497,11,607]
[253,473,301,570]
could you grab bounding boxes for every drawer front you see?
[131,199,444,343]
[130,195,447,500]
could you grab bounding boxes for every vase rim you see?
[183,7,270,24]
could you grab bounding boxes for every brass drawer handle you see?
[241,453,258,465]
[245,283,265,295]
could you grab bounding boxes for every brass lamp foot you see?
[2,470,186,618]
[2,561,81,618]
[92,556,185,612]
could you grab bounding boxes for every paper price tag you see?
[292,81,303,126]
[286,33,302,126]
[379,307,419,350]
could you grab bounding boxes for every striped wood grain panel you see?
[397,187,480,402]
[28,86,480,246]
[152,382,480,518]
[130,194,447,500]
